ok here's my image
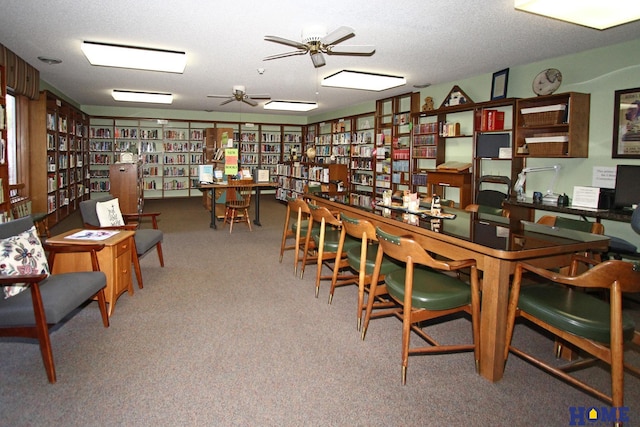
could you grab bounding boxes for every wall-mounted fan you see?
[263,25,375,68]
[207,85,271,106]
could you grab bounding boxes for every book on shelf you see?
[478,109,505,131]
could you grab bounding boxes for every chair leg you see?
[132,251,143,290]
[156,242,165,267]
[96,289,110,327]
[30,284,56,383]
[229,208,235,233]
[244,208,252,231]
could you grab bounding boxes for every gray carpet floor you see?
[1,195,639,426]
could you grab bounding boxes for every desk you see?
[306,194,610,382]
[47,229,135,317]
[504,198,633,223]
[199,182,275,229]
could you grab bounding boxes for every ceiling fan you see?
[207,85,271,106]
[263,25,375,68]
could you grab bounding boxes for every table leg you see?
[253,187,262,226]
[210,189,217,229]
[477,256,512,382]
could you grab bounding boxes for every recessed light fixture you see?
[112,90,173,104]
[514,0,640,30]
[81,41,187,73]
[322,70,406,91]
[264,100,318,112]
[38,56,62,65]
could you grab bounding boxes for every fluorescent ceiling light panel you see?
[264,101,318,112]
[112,90,173,104]
[81,41,186,73]
[514,0,640,30]
[322,70,406,91]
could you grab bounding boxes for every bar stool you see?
[366,226,481,384]
[330,212,402,330]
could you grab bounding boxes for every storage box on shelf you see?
[514,92,590,158]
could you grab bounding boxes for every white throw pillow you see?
[0,226,50,299]
[96,198,125,227]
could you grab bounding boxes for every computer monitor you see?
[613,165,640,211]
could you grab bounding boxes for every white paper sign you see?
[572,186,600,208]
[592,166,616,189]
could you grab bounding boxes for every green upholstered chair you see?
[0,216,109,383]
[79,195,164,289]
[366,226,481,384]
[279,197,320,275]
[303,203,360,297]
[504,255,640,413]
[330,212,401,330]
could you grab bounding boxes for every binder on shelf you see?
[477,133,510,158]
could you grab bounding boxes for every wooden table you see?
[306,194,610,382]
[199,182,275,229]
[425,170,472,208]
[46,229,135,317]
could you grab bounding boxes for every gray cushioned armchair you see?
[0,216,109,383]
[79,195,164,289]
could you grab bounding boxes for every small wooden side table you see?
[46,229,135,317]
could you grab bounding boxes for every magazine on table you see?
[65,230,119,241]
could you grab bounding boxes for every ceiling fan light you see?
[322,70,406,91]
[311,52,326,67]
[112,90,173,104]
[264,101,318,112]
[81,41,186,73]
[514,0,640,30]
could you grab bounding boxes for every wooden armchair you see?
[0,216,109,383]
[504,255,640,415]
[79,195,164,289]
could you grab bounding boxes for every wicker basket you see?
[526,141,566,156]
[521,110,565,126]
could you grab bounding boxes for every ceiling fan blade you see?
[327,45,376,56]
[247,94,271,100]
[264,35,308,50]
[263,50,308,61]
[219,98,235,106]
[207,94,231,98]
[243,98,258,107]
[321,26,355,46]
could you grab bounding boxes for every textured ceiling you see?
[1,0,639,116]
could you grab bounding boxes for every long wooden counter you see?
[306,194,610,382]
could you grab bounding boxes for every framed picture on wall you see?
[612,87,640,158]
[490,68,509,100]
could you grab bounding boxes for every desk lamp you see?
[514,164,561,203]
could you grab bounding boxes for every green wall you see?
[48,37,640,247]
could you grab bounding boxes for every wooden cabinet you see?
[514,92,590,158]
[47,229,135,317]
[109,162,143,214]
[29,91,91,229]
[0,65,10,221]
